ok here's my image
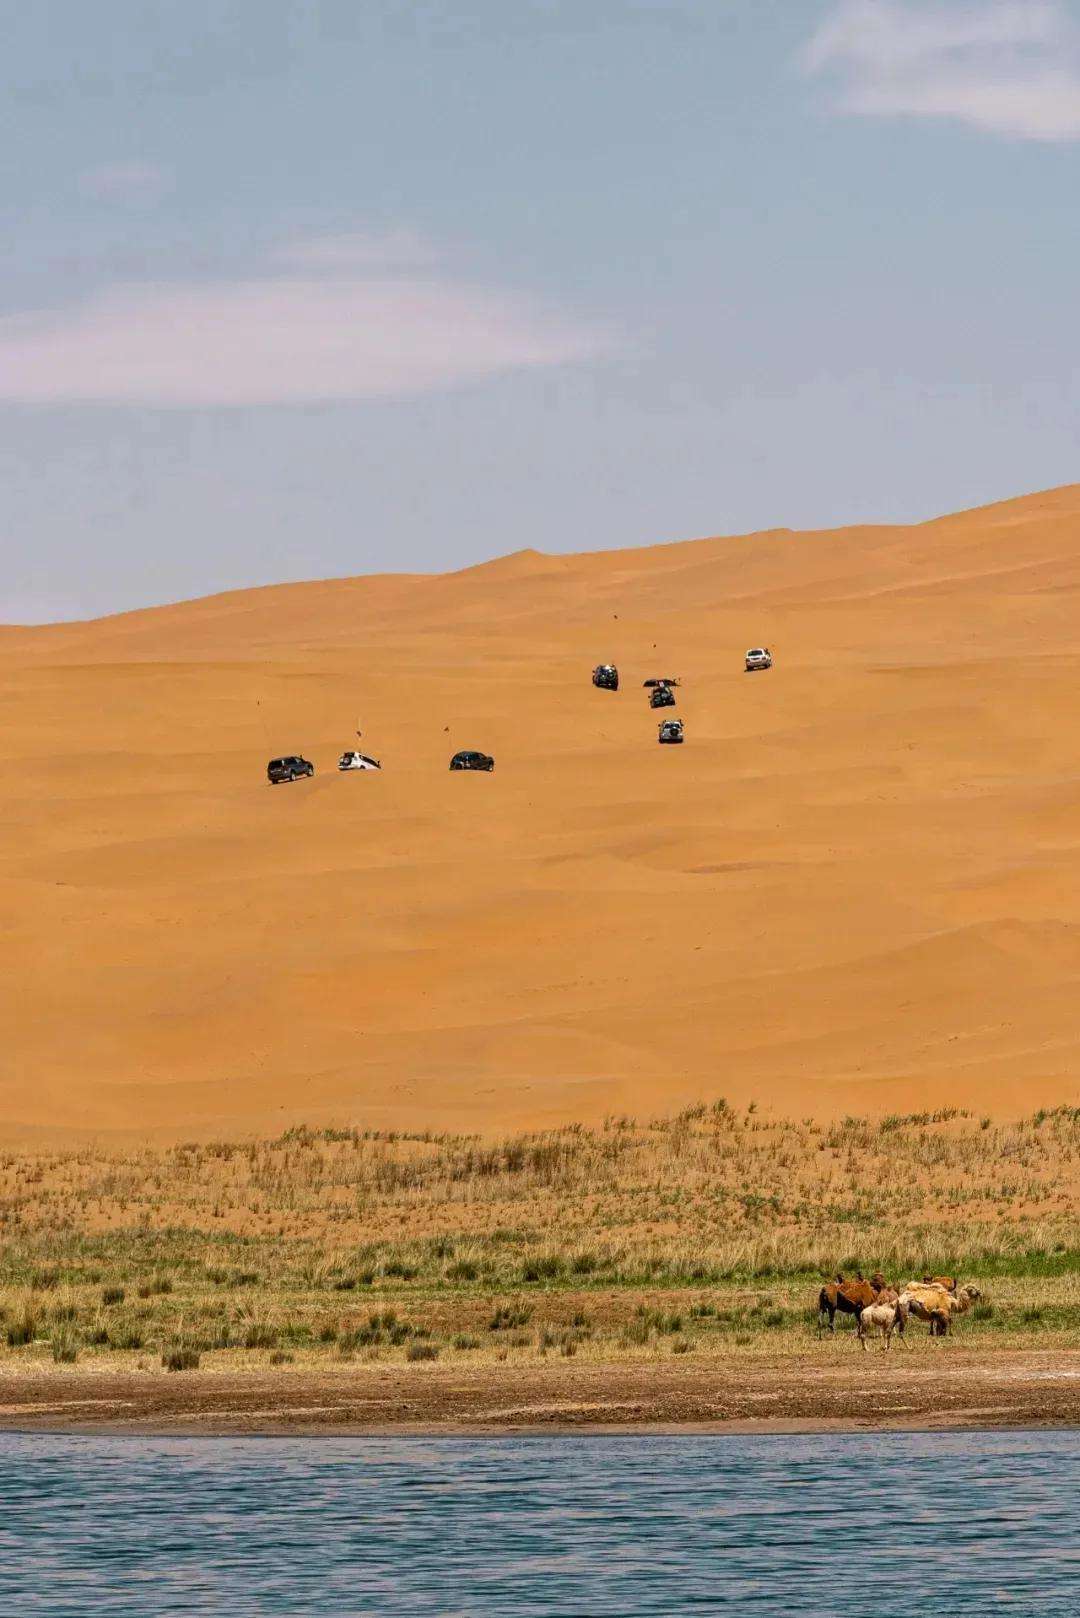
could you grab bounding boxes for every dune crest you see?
[4,485,1080,1142]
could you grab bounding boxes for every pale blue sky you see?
[5,0,1080,619]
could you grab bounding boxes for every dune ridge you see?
[4,485,1080,1142]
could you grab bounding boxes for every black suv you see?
[649,684,676,709]
[449,750,494,772]
[592,664,619,691]
[267,755,314,784]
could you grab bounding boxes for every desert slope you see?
[4,485,1080,1142]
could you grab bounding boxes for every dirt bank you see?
[2,1350,1078,1435]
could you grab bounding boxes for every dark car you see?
[267,755,314,783]
[658,719,684,745]
[643,678,679,688]
[649,684,676,709]
[449,750,495,772]
[592,664,619,691]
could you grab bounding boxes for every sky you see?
[5,0,1080,620]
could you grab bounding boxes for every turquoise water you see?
[1,1431,1078,1614]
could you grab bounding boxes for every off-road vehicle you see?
[449,750,495,772]
[338,751,381,771]
[658,719,684,744]
[745,648,772,672]
[267,755,314,783]
[649,684,676,709]
[592,664,619,691]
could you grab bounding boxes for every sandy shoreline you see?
[2,1350,1078,1437]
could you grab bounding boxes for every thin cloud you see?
[804,0,1080,140]
[0,244,607,407]
[274,229,440,272]
[78,161,170,204]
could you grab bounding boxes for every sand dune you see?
[4,485,1080,1142]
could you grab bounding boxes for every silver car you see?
[338,751,382,771]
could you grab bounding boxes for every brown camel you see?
[817,1272,891,1334]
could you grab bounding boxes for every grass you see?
[162,1344,200,1372]
[51,1327,78,1364]
[1,1103,1080,1370]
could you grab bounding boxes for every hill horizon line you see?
[10,479,1079,634]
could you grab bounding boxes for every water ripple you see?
[0,1431,1078,1615]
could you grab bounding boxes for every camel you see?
[817,1272,889,1334]
[859,1297,908,1351]
[900,1282,981,1337]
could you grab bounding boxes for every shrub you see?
[5,1306,37,1347]
[51,1328,78,1364]
[162,1345,200,1372]
[110,1325,144,1351]
[101,1286,125,1307]
[137,1276,173,1299]
[406,1342,439,1362]
[672,1338,693,1354]
[452,1334,479,1350]
[447,1260,479,1282]
[490,1304,532,1331]
[569,1251,600,1276]
[521,1255,561,1282]
[242,1323,278,1350]
[269,1350,294,1365]
[620,1318,651,1347]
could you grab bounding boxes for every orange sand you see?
[4,485,1080,1142]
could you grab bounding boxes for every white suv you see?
[745,648,772,672]
[338,751,381,771]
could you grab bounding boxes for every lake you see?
[1,1430,1077,1614]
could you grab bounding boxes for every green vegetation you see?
[1,1104,1079,1369]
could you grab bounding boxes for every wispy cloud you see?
[273,229,440,272]
[78,161,170,204]
[0,235,606,407]
[804,0,1080,140]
